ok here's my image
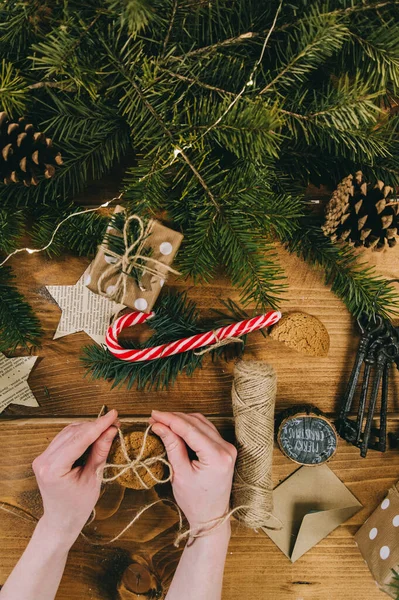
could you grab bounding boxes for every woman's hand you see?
[149,410,237,531]
[32,410,119,547]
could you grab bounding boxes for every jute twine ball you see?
[108,431,165,489]
[270,311,329,357]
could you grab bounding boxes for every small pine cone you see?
[0,111,63,186]
[322,171,399,250]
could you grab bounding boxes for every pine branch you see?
[30,204,108,257]
[285,218,399,318]
[0,266,43,352]
[0,208,25,253]
[82,290,246,390]
[389,569,399,599]
[0,59,28,116]
[107,0,163,35]
[259,13,349,94]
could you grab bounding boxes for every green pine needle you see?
[285,219,399,319]
[0,267,43,352]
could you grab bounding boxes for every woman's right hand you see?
[149,410,237,531]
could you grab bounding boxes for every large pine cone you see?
[322,171,399,250]
[0,112,62,186]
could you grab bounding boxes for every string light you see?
[195,0,283,142]
[138,1,283,183]
[0,194,122,268]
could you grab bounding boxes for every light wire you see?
[0,193,124,268]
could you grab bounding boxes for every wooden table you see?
[1,240,399,599]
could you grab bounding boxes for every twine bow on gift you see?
[97,214,180,304]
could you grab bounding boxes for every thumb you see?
[85,426,118,474]
[151,423,190,475]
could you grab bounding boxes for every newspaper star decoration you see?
[47,273,125,345]
[0,353,38,413]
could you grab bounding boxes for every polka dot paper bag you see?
[355,484,399,598]
[85,205,183,311]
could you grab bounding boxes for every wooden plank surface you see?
[1,417,399,600]
[1,232,399,598]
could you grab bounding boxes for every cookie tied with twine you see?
[103,427,173,490]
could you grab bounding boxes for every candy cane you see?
[105,310,281,362]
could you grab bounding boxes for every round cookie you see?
[270,312,329,357]
[108,431,165,489]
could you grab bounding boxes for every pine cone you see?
[322,171,399,250]
[0,112,63,186]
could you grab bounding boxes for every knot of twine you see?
[194,330,244,356]
[97,214,180,303]
[231,360,279,530]
[100,425,173,488]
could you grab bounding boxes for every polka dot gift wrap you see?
[355,483,399,598]
[85,205,183,311]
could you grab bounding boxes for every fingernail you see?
[152,409,162,415]
[107,409,117,417]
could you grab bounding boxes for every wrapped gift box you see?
[355,483,399,598]
[85,206,183,312]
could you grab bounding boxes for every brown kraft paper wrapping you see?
[85,206,183,312]
[355,483,399,598]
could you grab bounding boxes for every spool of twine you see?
[231,360,276,528]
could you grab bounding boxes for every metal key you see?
[360,340,399,457]
[378,361,390,452]
[355,338,381,445]
[337,314,385,436]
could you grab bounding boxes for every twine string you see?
[193,330,244,356]
[231,360,279,529]
[97,214,180,303]
[100,425,173,488]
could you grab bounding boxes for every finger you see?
[180,412,224,441]
[51,410,119,472]
[151,423,191,474]
[174,413,223,446]
[151,410,220,464]
[43,412,119,458]
[188,413,219,432]
[40,421,84,456]
[85,426,118,474]
[184,414,236,456]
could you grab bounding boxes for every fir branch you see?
[219,214,286,310]
[0,59,28,116]
[259,14,349,94]
[82,290,246,390]
[107,0,162,36]
[285,219,399,318]
[389,569,399,599]
[0,266,43,352]
[30,205,108,257]
[0,208,25,254]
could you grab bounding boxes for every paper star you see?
[47,273,125,345]
[0,353,38,413]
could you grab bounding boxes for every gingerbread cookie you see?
[270,312,329,357]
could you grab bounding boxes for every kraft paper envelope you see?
[262,463,362,562]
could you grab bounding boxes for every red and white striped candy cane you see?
[105,310,281,362]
